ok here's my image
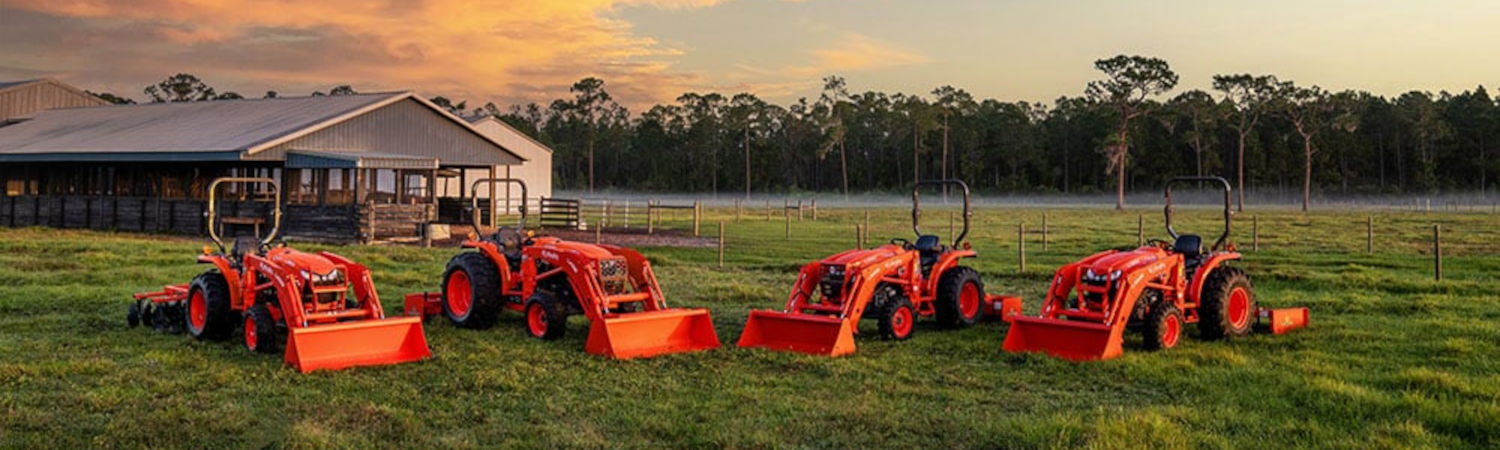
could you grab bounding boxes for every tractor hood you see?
[1081,247,1168,281]
[266,247,340,276]
[820,244,906,267]
[528,236,619,262]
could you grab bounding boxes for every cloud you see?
[0,0,731,108]
[720,32,929,98]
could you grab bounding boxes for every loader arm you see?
[319,252,384,319]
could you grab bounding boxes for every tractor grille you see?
[599,257,629,294]
[818,264,847,300]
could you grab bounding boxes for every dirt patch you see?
[430,227,714,248]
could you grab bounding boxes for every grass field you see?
[1,205,1498,448]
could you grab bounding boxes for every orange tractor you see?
[738,180,1020,356]
[1003,176,1308,361]
[405,179,720,359]
[128,177,430,372]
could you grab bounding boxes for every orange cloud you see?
[0,0,732,108]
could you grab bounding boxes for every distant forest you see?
[110,55,1499,209]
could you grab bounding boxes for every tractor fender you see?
[463,240,513,293]
[1187,252,1241,303]
[196,254,243,310]
[923,249,977,294]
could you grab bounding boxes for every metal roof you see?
[0,92,523,164]
[0,80,40,91]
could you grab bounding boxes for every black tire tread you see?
[187,271,234,341]
[876,294,916,341]
[1143,303,1183,351]
[525,291,568,340]
[1198,266,1255,340]
[245,304,283,354]
[935,266,983,328]
[442,252,503,329]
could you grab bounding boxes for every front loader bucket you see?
[737,310,856,357]
[285,316,431,373]
[1002,317,1124,362]
[585,308,721,359]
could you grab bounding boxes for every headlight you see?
[1084,269,1097,280]
[1110,270,1123,281]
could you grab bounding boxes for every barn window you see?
[327,169,352,204]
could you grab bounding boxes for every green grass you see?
[1,206,1498,448]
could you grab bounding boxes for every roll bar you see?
[1164,176,1233,252]
[206,177,282,255]
[912,179,972,248]
[468,178,528,237]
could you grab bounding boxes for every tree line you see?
[105,59,1500,210]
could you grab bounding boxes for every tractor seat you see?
[914,234,943,272]
[1174,234,1204,276]
[1173,234,1203,258]
[231,236,262,258]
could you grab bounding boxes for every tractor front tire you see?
[186,272,234,341]
[1143,304,1184,351]
[876,293,917,341]
[524,291,568,340]
[243,304,282,354]
[935,266,984,328]
[442,252,502,330]
[1198,267,1256,340]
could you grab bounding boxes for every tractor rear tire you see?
[935,266,984,328]
[876,294,917,341]
[1198,266,1256,340]
[243,304,282,354]
[1143,304,1184,351]
[524,291,568,340]
[442,252,502,330]
[186,271,234,341]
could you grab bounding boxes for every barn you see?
[0,86,537,243]
[467,115,553,212]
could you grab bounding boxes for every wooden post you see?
[1137,214,1144,247]
[1252,215,1259,251]
[1018,222,1026,274]
[766,200,771,221]
[624,199,630,229]
[1433,224,1442,281]
[797,200,804,220]
[693,201,701,237]
[1042,212,1049,252]
[863,210,870,245]
[784,210,791,239]
[647,200,655,235]
[718,220,725,268]
[811,198,817,220]
[595,222,602,245]
[1366,216,1373,254]
[735,199,742,221]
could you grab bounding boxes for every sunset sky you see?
[2,0,1497,110]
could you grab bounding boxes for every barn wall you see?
[253,98,522,167]
[0,195,364,243]
[0,81,108,121]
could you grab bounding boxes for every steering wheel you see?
[1146,238,1170,248]
[889,238,911,249]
